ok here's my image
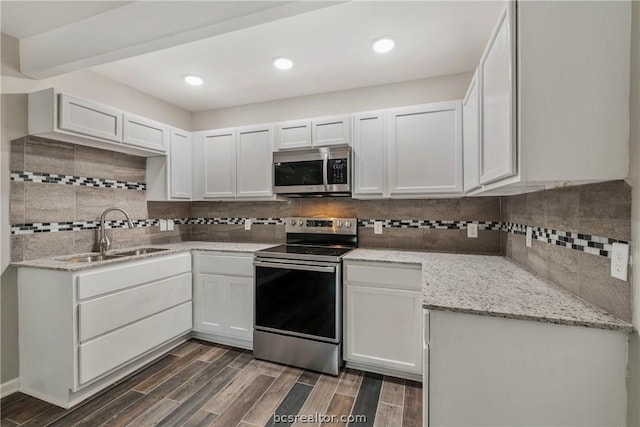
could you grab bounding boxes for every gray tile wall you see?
[11,137,150,260]
[501,181,632,322]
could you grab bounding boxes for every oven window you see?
[255,265,337,341]
[274,160,323,186]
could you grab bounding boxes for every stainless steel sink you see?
[115,248,170,257]
[62,254,125,263]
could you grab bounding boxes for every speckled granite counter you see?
[10,242,278,272]
[343,249,632,332]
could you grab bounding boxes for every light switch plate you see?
[244,219,251,230]
[467,223,478,238]
[526,226,532,247]
[167,219,174,231]
[159,219,167,231]
[611,242,629,281]
[374,221,383,234]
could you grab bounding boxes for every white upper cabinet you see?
[352,111,386,197]
[236,125,274,198]
[275,120,312,150]
[123,113,169,153]
[29,88,177,157]
[478,4,516,185]
[387,101,463,196]
[470,1,630,195]
[169,129,192,199]
[463,70,481,192]
[312,116,351,147]
[202,128,237,198]
[59,93,123,142]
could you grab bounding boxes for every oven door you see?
[254,259,341,344]
[273,159,325,194]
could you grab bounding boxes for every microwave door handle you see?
[323,154,329,187]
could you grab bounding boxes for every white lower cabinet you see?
[343,260,422,380]
[424,310,628,426]
[192,251,254,349]
[17,253,192,408]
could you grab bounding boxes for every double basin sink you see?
[62,247,169,263]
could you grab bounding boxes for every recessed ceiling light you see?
[273,57,294,70]
[184,75,203,86]
[372,36,395,53]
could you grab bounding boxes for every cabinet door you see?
[237,125,273,198]
[123,113,169,152]
[58,93,123,142]
[169,129,192,199]
[275,120,312,150]
[226,276,253,339]
[193,273,227,335]
[202,129,236,198]
[388,102,463,195]
[463,70,481,192]
[345,284,422,374]
[312,116,351,147]
[353,112,386,197]
[479,4,516,184]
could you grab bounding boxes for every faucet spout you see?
[98,208,135,254]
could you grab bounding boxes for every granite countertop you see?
[10,242,279,272]
[343,249,633,332]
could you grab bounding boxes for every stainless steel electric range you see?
[253,217,357,376]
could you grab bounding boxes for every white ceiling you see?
[1,1,504,113]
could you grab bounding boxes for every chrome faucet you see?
[98,208,134,253]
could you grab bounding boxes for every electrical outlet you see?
[611,242,629,281]
[244,219,252,230]
[374,221,383,235]
[526,226,532,247]
[467,223,478,238]
[159,219,167,232]
[167,219,174,231]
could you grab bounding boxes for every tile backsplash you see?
[9,137,633,322]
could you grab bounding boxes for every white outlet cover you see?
[467,223,478,238]
[167,219,174,231]
[526,226,532,247]
[244,219,252,230]
[610,242,629,281]
[374,221,383,234]
[159,219,167,231]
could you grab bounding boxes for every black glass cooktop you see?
[255,244,354,262]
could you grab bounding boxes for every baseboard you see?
[0,377,20,398]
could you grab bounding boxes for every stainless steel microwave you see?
[273,146,351,196]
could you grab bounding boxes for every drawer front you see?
[76,253,191,300]
[345,262,421,291]
[193,252,253,276]
[78,272,192,342]
[78,302,192,385]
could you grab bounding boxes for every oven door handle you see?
[254,261,336,273]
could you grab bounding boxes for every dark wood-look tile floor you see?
[0,340,422,426]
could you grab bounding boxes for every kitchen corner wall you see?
[501,181,632,322]
[10,136,190,261]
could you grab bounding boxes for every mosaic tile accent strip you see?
[501,222,628,258]
[11,171,146,191]
[357,219,502,231]
[10,216,627,258]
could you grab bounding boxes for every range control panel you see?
[285,217,357,235]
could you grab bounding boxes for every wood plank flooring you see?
[0,340,422,426]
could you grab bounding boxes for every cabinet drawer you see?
[78,302,192,385]
[76,253,191,300]
[78,272,192,342]
[193,252,253,276]
[345,263,421,291]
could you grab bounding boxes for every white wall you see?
[627,1,640,425]
[191,72,472,130]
